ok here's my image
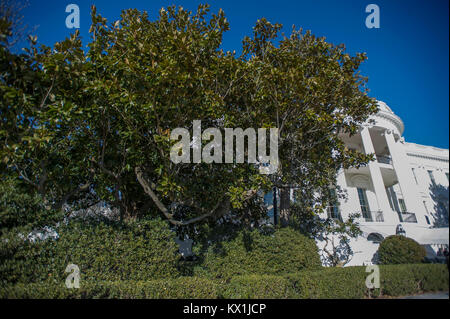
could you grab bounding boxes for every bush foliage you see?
[193,226,321,279]
[0,218,181,285]
[219,275,292,299]
[378,264,449,296]
[1,264,447,299]
[0,277,218,299]
[377,235,426,265]
[291,264,448,299]
[0,178,63,231]
[285,267,367,299]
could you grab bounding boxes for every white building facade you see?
[326,101,449,266]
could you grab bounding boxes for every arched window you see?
[367,233,384,244]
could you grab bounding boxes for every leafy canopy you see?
[1,4,377,233]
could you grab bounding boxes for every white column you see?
[360,127,393,218]
[348,187,361,218]
[384,130,426,224]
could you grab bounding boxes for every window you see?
[428,170,436,185]
[367,233,384,243]
[412,168,418,184]
[326,189,341,220]
[327,205,341,220]
[357,188,371,220]
[446,172,449,182]
[398,199,407,213]
[423,200,431,225]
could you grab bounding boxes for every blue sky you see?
[18,0,449,149]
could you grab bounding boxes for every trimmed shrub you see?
[378,265,417,296]
[284,264,448,299]
[0,178,63,231]
[0,226,56,284]
[0,277,218,299]
[0,218,181,285]
[413,263,450,291]
[1,264,447,299]
[219,275,293,299]
[194,227,321,279]
[285,267,367,299]
[377,235,426,265]
[379,264,449,296]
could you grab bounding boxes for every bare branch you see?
[53,181,91,210]
[135,166,231,226]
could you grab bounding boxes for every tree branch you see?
[135,166,230,226]
[53,181,91,210]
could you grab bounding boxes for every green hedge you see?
[285,264,448,298]
[2,264,447,299]
[377,235,426,265]
[194,227,321,279]
[0,277,218,299]
[1,218,181,285]
[285,267,367,299]
[219,275,293,299]
[378,264,449,296]
[0,178,63,231]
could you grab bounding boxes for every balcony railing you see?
[376,155,392,165]
[361,210,384,222]
[398,212,417,223]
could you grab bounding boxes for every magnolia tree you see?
[1,4,377,235]
[237,19,377,224]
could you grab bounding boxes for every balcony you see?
[376,155,392,165]
[398,212,417,223]
[361,210,384,222]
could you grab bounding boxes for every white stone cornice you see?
[406,152,449,163]
[373,111,405,136]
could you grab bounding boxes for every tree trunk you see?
[279,188,291,227]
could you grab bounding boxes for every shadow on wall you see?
[368,233,383,265]
[371,250,380,264]
[429,184,449,228]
